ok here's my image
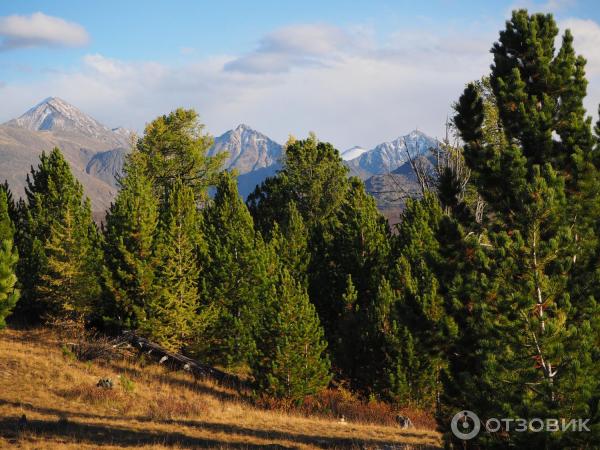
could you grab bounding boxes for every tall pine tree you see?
[140,180,211,350]
[136,108,225,202]
[37,205,100,316]
[374,194,455,408]
[103,152,160,328]
[198,171,274,366]
[13,148,101,321]
[0,189,19,329]
[443,10,600,448]
[309,178,390,389]
[267,201,310,286]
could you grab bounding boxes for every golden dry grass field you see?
[0,328,442,449]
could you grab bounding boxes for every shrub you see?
[60,382,128,410]
[61,343,76,361]
[49,315,130,362]
[300,389,397,426]
[120,374,135,393]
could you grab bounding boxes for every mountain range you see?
[0,98,439,219]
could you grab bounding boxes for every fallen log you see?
[123,332,249,391]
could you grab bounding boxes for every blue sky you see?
[1,0,600,148]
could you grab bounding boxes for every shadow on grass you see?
[100,358,243,404]
[0,400,440,449]
[0,416,289,449]
[160,418,440,449]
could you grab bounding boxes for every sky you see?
[1,0,600,150]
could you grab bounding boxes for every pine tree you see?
[247,134,362,382]
[140,180,211,350]
[102,153,160,328]
[443,10,600,448]
[0,189,19,329]
[373,194,455,407]
[252,268,331,402]
[0,240,18,329]
[0,188,15,247]
[248,134,349,234]
[136,108,225,202]
[0,181,17,225]
[37,205,100,317]
[309,178,390,388]
[267,201,310,286]
[199,171,273,366]
[13,148,101,322]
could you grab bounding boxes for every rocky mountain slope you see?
[208,124,282,174]
[363,155,436,224]
[207,124,283,197]
[6,97,131,149]
[345,130,438,179]
[345,131,439,225]
[85,148,127,188]
[0,98,286,211]
[0,97,131,212]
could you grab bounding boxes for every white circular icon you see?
[451,410,481,440]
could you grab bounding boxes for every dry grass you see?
[0,328,442,449]
[259,388,436,430]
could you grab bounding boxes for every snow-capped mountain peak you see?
[234,123,253,132]
[341,145,367,161]
[208,124,283,175]
[6,97,129,148]
[10,97,104,133]
[407,129,427,139]
[346,130,439,178]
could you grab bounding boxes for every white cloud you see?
[508,0,576,14]
[558,18,600,118]
[1,18,598,150]
[0,12,89,50]
[224,24,368,73]
[560,18,600,75]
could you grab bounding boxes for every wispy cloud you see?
[0,12,89,51]
[224,24,369,73]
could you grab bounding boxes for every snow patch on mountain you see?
[208,124,283,175]
[341,145,367,161]
[6,97,129,148]
[346,130,439,178]
[111,126,135,143]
